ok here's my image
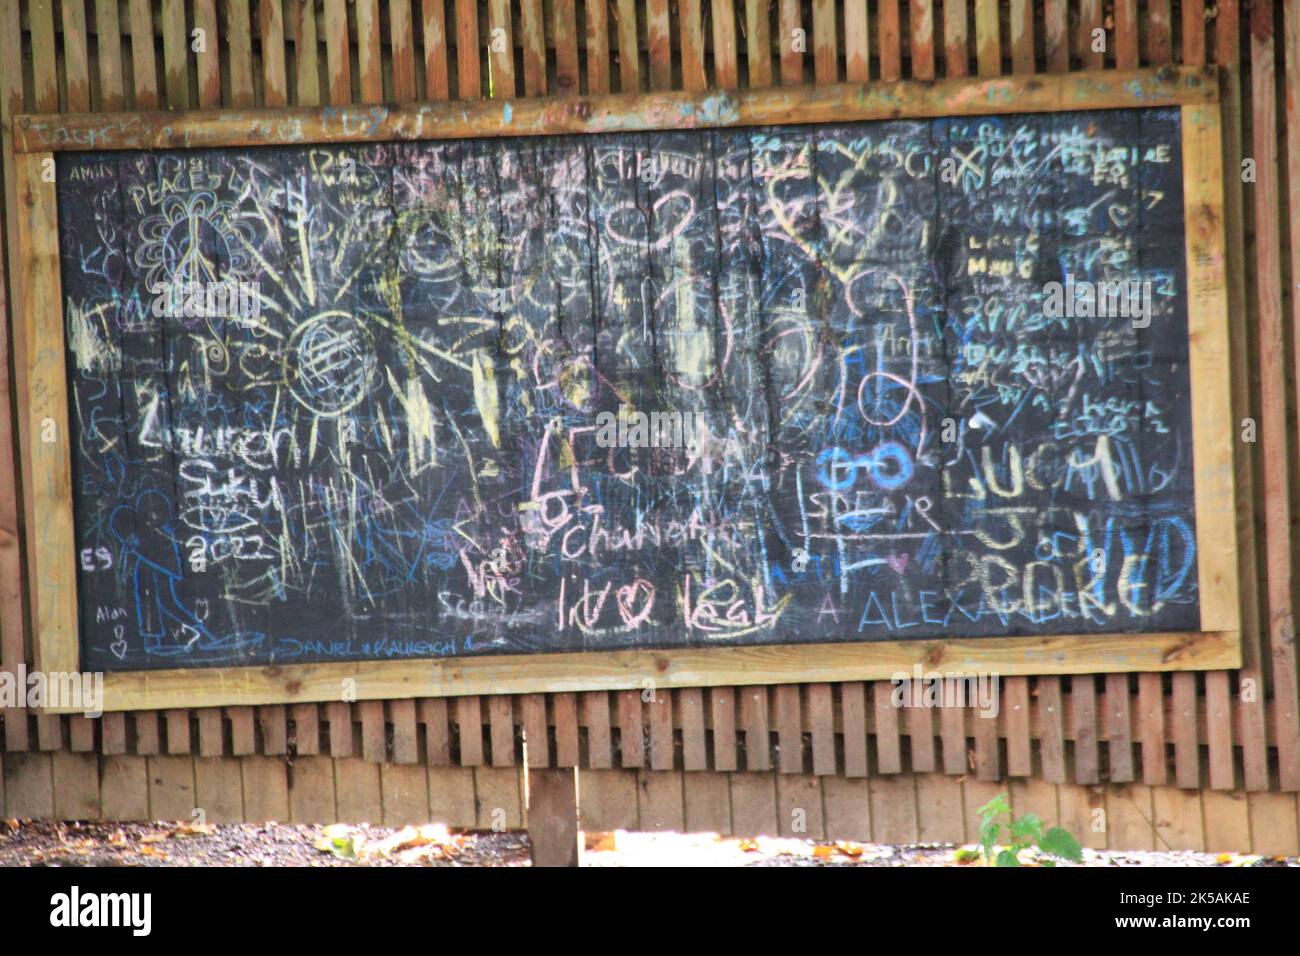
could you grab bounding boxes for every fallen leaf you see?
[738,839,760,853]
[812,845,836,860]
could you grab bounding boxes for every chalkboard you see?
[55,106,1200,674]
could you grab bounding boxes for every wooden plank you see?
[101,713,128,755]
[1058,784,1105,850]
[578,768,639,831]
[616,690,644,767]
[778,0,802,85]
[100,755,150,820]
[548,0,578,98]
[1043,0,1067,73]
[679,0,707,92]
[972,705,1000,781]
[553,693,580,767]
[359,701,385,762]
[709,687,738,772]
[907,690,936,773]
[807,683,835,775]
[227,0,255,106]
[745,0,773,88]
[475,766,523,828]
[423,0,451,100]
[420,698,451,765]
[227,706,255,755]
[520,0,547,95]
[1137,673,1168,785]
[326,701,352,758]
[62,0,92,112]
[939,701,966,775]
[1003,677,1031,777]
[774,684,802,773]
[287,755,336,823]
[454,697,480,764]
[974,0,999,77]
[93,0,125,110]
[1171,673,1200,789]
[160,0,190,109]
[241,755,290,821]
[323,0,352,105]
[2,753,53,817]
[1202,790,1251,853]
[389,699,418,764]
[842,1,868,82]
[777,774,824,838]
[487,0,515,98]
[354,0,382,102]
[1078,0,1103,70]
[1112,0,1137,70]
[615,0,641,92]
[333,756,382,823]
[581,691,613,768]
[678,688,707,771]
[52,751,100,820]
[1206,674,1235,789]
[873,682,901,774]
[909,1,935,80]
[259,0,289,107]
[811,0,836,85]
[646,0,671,91]
[1247,792,1300,856]
[1103,784,1155,850]
[455,0,480,99]
[257,705,287,755]
[943,0,968,77]
[1220,0,1269,793]
[147,755,196,821]
[390,0,418,102]
[1008,0,1033,75]
[197,709,224,756]
[741,686,771,772]
[841,682,868,777]
[879,0,901,81]
[1104,674,1135,783]
[128,0,159,109]
[870,772,918,842]
[1072,675,1100,785]
[294,0,321,105]
[710,0,738,90]
[729,772,778,836]
[195,756,245,823]
[21,69,1221,156]
[291,702,320,755]
[193,0,221,108]
[1148,0,1173,65]
[1036,677,1067,783]
[586,0,612,93]
[380,764,429,824]
[636,768,684,831]
[522,693,550,768]
[682,771,731,833]
[915,773,964,843]
[488,694,515,765]
[821,776,870,840]
[427,765,477,826]
[134,713,161,755]
[528,768,579,865]
[1182,0,1206,67]
[647,690,673,770]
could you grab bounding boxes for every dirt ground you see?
[1,819,1296,867]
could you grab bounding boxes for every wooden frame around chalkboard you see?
[12,66,1241,712]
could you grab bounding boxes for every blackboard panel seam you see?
[30,630,1242,713]
[13,67,1218,153]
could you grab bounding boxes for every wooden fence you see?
[1,0,1299,855]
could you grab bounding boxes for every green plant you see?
[973,793,1083,867]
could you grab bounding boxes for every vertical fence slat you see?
[1078,0,1102,70]
[807,683,835,774]
[323,0,352,104]
[778,0,802,84]
[128,0,159,108]
[423,0,450,100]
[455,0,480,98]
[878,0,900,81]
[1137,673,1167,784]
[647,0,672,91]
[943,0,968,77]
[616,0,641,92]
[521,0,547,96]
[456,696,483,766]
[873,683,901,774]
[420,698,451,765]
[617,690,644,767]
[974,0,998,77]
[258,705,287,755]
[489,695,514,765]
[1148,0,1172,66]
[711,687,738,771]
[326,702,352,757]
[1114,0,1138,70]
[1276,0,1300,793]
[62,0,92,112]
[582,691,613,768]
[227,0,255,106]
[710,0,737,90]
[1073,679,1100,784]
[390,0,417,102]
[554,693,580,767]
[1183,0,1205,66]
[745,0,772,87]
[908,688,936,772]
[356,0,383,102]
[198,709,223,756]
[910,1,934,79]
[260,0,289,107]
[94,0,125,109]
[1043,0,1067,73]
[193,0,221,107]
[811,0,836,84]
[228,707,255,755]
[841,682,868,776]
[293,0,321,105]
[586,0,611,93]
[741,686,771,771]
[292,703,319,754]
[487,0,515,98]
[843,0,867,82]
[389,699,418,764]
[774,684,803,772]
[679,689,707,770]
[134,713,161,755]
[648,691,673,770]
[679,0,707,92]
[938,700,964,774]
[1036,678,1067,783]
[359,703,385,762]
[1172,676,1200,788]
[972,699,999,780]
[1104,675,1135,782]
[1007,0,1032,75]
[159,0,190,109]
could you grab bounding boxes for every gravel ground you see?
[1,819,1296,867]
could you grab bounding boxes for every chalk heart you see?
[885,553,910,574]
[615,579,656,627]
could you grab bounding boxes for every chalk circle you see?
[285,310,376,417]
